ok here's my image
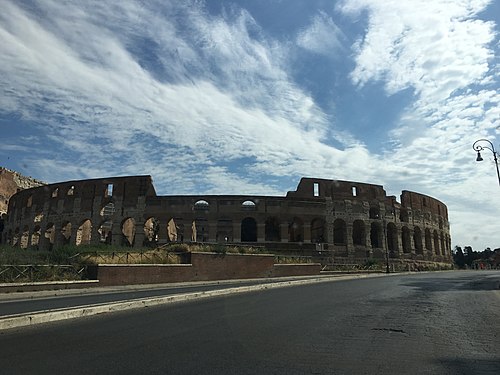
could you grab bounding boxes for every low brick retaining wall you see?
[92,252,321,286]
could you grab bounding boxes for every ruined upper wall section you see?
[7,175,156,214]
[0,167,46,215]
[400,190,448,220]
[286,177,387,200]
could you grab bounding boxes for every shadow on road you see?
[402,273,500,292]
[437,357,500,374]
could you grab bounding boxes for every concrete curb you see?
[0,273,387,331]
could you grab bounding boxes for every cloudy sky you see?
[1,0,498,250]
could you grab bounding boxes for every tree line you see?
[453,246,500,269]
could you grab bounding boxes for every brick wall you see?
[92,252,321,286]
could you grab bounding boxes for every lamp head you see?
[476,151,483,162]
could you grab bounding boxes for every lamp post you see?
[472,139,500,186]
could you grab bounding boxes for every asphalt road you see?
[0,277,332,316]
[0,271,499,374]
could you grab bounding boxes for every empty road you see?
[1,271,499,374]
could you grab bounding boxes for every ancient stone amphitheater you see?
[1,175,452,265]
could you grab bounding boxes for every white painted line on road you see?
[0,273,390,331]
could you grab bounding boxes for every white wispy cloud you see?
[0,0,498,250]
[296,11,345,57]
[340,0,499,249]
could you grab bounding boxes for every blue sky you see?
[1,0,499,250]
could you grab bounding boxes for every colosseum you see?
[1,175,452,264]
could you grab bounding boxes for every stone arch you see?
[193,218,208,242]
[370,222,382,248]
[400,209,409,223]
[98,220,113,244]
[414,226,423,254]
[61,221,72,245]
[144,217,159,245]
[288,217,304,242]
[433,231,440,255]
[311,218,326,243]
[425,228,432,251]
[241,200,256,211]
[352,220,366,246]
[216,218,233,242]
[265,217,280,242]
[100,201,115,218]
[401,226,411,253]
[333,219,347,245]
[44,223,56,249]
[121,218,136,246]
[241,217,257,242]
[167,218,182,242]
[31,225,42,248]
[76,219,92,246]
[387,223,398,254]
[194,200,209,211]
[369,206,380,219]
[20,225,30,249]
[12,227,20,247]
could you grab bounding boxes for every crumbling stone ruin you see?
[0,167,46,215]
[1,175,452,264]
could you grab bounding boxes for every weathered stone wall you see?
[0,167,45,215]
[2,175,453,265]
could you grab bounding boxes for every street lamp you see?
[472,139,500,186]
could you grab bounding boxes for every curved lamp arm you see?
[473,139,500,186]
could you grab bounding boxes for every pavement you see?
[0,272,392,331]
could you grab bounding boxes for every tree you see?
[453,246,465,269]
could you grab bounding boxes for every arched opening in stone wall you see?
[265,217,280,242]
[370,222,382,248]
[44,223,55,250]
[99,220,113,244]
[31,225,41,248]
[143,217,159,245]
[433,231,440,255]
[167,218,182,242]
[100,201,115,218]
[311,218,325,243]
[12,227,20,246]
[414,227,423,255]
[352,220,365,246]
[216,219,233,242]
[387,223,398,255]
[241,217,257,242]
[121,218,136,246]
[288,217,304,242]
[369,206,380,219]
[425,228,432,251]
[194,200,209,210]
[333,219,346,245]
[61,222,72,245]
[76,219,92,246]
[34,212,44,223]
[400,209,409,223]
[20,225,30,249]
[401,226,411,253]
[193,218,208,242]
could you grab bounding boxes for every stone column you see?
[280,223,289,243]
[303,222,311,243]
[232,221,241,243]
[257,223,265,243]
[208,222,217,242]
[134,222,145,248]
